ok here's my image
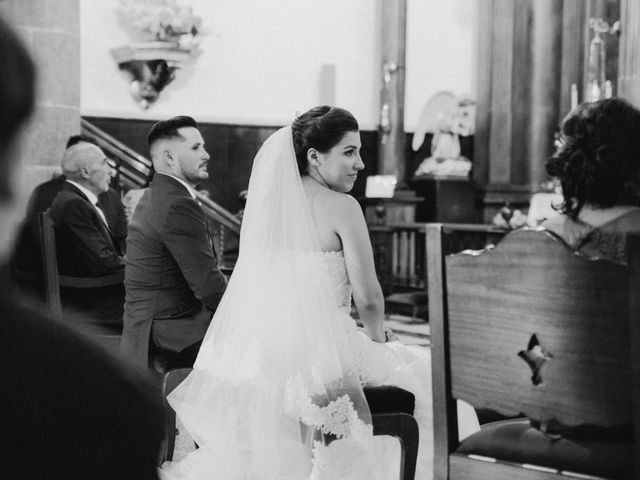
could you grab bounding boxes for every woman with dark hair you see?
[543,97,640,263]
[161,106,479,479]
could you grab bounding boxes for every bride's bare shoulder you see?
[315,189,362,219]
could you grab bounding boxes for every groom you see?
[121,116,227,371]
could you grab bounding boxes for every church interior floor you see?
[169,314,430,462]
[384,313,430,347]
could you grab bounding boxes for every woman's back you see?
[542,206,640,263]
[302,178,345,252]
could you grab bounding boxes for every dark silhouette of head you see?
[0,15,36,202]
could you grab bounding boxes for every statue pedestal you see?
[408,175,478,223]
[360,189,422,226]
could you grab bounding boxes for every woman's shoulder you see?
[312,188,360,213]
[580,207,640,263]
[541,214,593,249]
[603,207,640,230]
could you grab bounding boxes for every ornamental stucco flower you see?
[117,0,202,47]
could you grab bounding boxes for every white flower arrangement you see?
[117,0,202,49]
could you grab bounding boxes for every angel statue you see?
[412,91,475,177]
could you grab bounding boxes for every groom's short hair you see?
[147,116,198,151]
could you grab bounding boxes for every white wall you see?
[81,0,476,131]
[406,0,477,131]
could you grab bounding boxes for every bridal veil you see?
[162,127,375,479]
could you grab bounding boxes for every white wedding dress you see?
[159,127,479,480]
[306,250,433,480]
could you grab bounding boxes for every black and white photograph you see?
[0,1,637,479]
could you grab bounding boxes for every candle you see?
[571,84,578,110]
[605,80,612,98]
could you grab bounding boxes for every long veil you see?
[162,127,374,479]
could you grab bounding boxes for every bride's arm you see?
[332,194,386,343]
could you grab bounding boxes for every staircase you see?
[80,119,241,270]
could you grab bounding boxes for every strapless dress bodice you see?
[318,251,352,314]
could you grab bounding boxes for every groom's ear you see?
[162,148,176,167]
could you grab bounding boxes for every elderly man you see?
[49,141,125,322]
[121,115,227,371]
[12,135,126,279]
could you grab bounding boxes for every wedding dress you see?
[159,127,479,480]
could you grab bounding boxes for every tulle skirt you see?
[159,324,479,480]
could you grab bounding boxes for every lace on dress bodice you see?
[319,251,352,314]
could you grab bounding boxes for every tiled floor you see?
[384,313,430,346]
[170,314,430,462]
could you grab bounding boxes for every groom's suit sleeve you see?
[161,197,228,311]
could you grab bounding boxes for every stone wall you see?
[0,0,80,167]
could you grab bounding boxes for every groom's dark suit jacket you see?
[121,174,227,368]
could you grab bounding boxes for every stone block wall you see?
[0,0,80,167]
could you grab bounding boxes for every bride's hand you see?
[361,326,398,343]
[383,327,399,343]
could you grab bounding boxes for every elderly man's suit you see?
[49,182,124,276]
[48,181,125,323]
[12,175,126,275]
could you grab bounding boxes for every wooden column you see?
[619,0,640,105]
[475,0,569,220]
[378,0,407,184]
[472,0,494,186]
[528,0,563,189]
[560,1,587,118]
[510,0,533,185]
[487,0,516,186]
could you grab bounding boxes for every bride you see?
[160,106,479,480]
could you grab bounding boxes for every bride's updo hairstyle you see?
[546,97,640,218]
[292,106,359,174]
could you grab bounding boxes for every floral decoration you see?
[117,0,202,49]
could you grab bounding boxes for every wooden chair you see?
[159,367,192,464]
[371,223,506,321]
[39,211,124,353]
[426,225,640,480]
[160,368,420,479]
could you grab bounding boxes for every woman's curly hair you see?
[546,98,640,218]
